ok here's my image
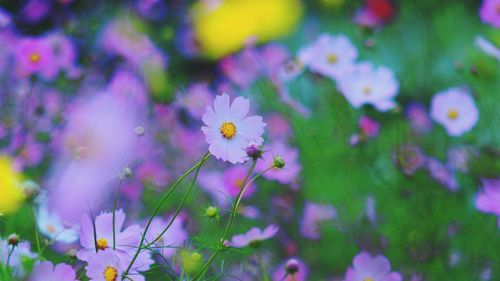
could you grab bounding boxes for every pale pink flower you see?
[344,252,402,281]
[230,225,279,248]
[480,0,500,28]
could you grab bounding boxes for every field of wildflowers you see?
[1,0,500,280]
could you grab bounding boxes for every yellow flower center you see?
[363,86,372,96]
[220,122,237,139]
[30,53,40,63]
[327,53,338,64]
[103,266,118,281]
[447,109,459,120]
[364,278,374,281]
[97,238,108,250]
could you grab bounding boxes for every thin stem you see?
[121,152,210,280]
[112,174,125,250]
[5,246,14,268]
[194,163,275,280]
[30,205,42,258]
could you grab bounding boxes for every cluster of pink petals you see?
[345,252,402,281]
[230,225,279,248]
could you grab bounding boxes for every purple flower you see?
[220,47,261,88]
[255,142,301,185]
[85,249,146,281]
[480,0,500,28]
[298,34,358,80]
[201,93,266,164]
[475,179,500,221]
[45,32,80,78]
[338,61,399,112]
[0,240,37,277]
[15,37,57,80]
[76,209,143,262]
[28,261,77,281]
[405,102,433,133]
[230,225,279,248]
[430,87,479,137]
[426,157,458,191]
[300,202,336,240]
[344,252,402,281]
[272,258,308,281]
[176,83,214,120]
[145,216,188,259]
[266,113,292,141]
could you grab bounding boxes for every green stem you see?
[30,205,42,258]
[121,152,210,280]
[112,174,125,250]
[194,163,275,280]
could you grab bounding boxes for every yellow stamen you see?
[363,86,372,96]
[327,53,338,64]
[30,53,40,63]
[97,238,108,250]
[447,109,459,120]
[364,278,374,281]
[103,266,118,281]
[220,122,237,139]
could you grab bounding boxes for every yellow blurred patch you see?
[191,0,303,59]
[0,156,25,214]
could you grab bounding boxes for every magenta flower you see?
[85,249,145,281]
[272,258,308,281]
[28,262,77,281]
[345,252,402,281]
[338,62,399,112]
[430,87,479,137]
[15,37,57,80]
[230,225,279,248]
[300,202,336,240]
[298,34,357,80]
[255,142,301,185]
[475,179,500,222]
[202,93,266,164]
[480,0,500,28]
[76,209,143,261]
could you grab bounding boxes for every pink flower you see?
[28,262,77,281]
[298,34,358,80]
[202,93,266,164]
[475,179,500,221]
[15,37,57,80]
[300,202,336,240]
[230,225,279,248]
[338,62,399,112]
[272,258,308,281]
[76,209,145,263]
[480,0,500,28]
[176,83,214,120]
[430,87,479,137]
[360,116,380,138]
[145,216,189,259]
[344,252,402,281]
[85,249,146,281]
[266,113,292,141]
[405,102,433,133]
[255,142,301,185]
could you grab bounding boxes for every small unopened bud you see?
[134,126,145,136]
[285,258,299,275]
[245,143,263,161]
[67,248,77,258]
[273,155,286,169]
[123,167,132,178]
[205,206,219,219]
[222,240,231,248]
[191,252,202,262]
[7,234,19,246]
[22,180,40,199]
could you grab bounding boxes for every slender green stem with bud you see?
[194,163,276,280]
[112,173,125,250]
[121,152,210,280]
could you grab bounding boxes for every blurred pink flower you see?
[360,116,380,138]
[405,102,433,133]
[266,113,292,141]
[300,202,336,240]
[338,62,399,112]
[176,83,214,120]
[272,258,308,281]
[430,87,478,137]
[15,37,57,80]
[425,157,457,191]
[28,262,77,281]
[1,240,37,278]
[344,252,402,281]
[255,142,301,185]
[298,34,358,80]
[146,216,188,259]
[475,179,500,222]
[230,225,279,248]
[480,0,500,28]
[202,93,266,164]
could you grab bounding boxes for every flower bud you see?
[22,180,40,199]
[285,258,300,275]
[7,233,19,246]
[245,143,263,161]
[205,206,219,219]
[123,167,132,178]
[273,155,286,169]
[134,126,145,136]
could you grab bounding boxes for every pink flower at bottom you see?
[28,262,77,281]
[345,252,402,281]
[480,0,500,28]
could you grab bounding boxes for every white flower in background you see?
[338,61,399,111]
[37,207,78,243]
[430,87,479,137]
[475,36,500,62]
[298,34,358,80]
